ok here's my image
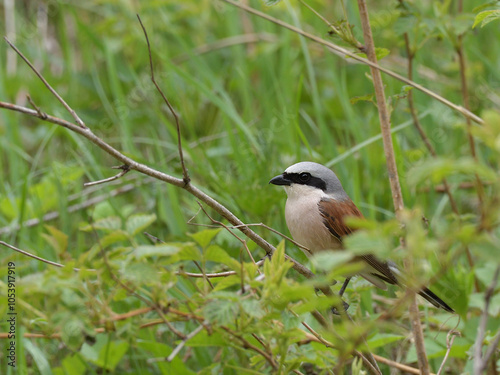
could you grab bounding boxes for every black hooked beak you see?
[269,173,291,186]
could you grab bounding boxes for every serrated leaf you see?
[204,298,239,324]
[473,9,500,28]
[240,299,265,319]
[189,228,222,248]
[132,244,181,258]
[126,214,156,236]
[80,216,121,232]
[120,262,159,284]
[375,47,390,60]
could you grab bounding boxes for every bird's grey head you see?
[269,161,347,196]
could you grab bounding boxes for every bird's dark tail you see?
[418,287,454,313]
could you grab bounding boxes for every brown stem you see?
[356,1,430,373]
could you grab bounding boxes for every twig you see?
[4,37,86,129]
[0,241,93,272]
[301,322,381,375]
[473,266,500,374]
[136,14,190,185]
[26,95,47,119]
[220,0,483,125]
[220,326,279,370]
[84,165,131,187]
[177,259,266,278]
[148,322,207,363]
[373,353,436,375]
[355,1,429,373]
[437,330,460,375]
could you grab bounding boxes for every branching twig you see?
[136,15,190,185]
[220,0,483,125]
[4,37,86,128]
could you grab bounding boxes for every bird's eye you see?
[299,172,311,182]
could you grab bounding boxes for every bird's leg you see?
[338,277,351,297]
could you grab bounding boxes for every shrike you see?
[270,161,454,313]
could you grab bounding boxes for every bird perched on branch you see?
[270,161,454,313]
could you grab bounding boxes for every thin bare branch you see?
[437,330,460,375]
[84,165,131,187]
[136,14,190,185]
[0,241,93,272]
[220,0,483,125]
[4,37,86,128]
[148,322,207,363]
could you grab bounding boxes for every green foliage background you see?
[0,0,499,374]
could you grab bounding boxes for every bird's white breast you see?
[284,184,340,255]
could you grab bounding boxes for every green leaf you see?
[375,47,390,60]
[205,245,240,269]
[61,354,86,375]
[473,10,500,28]
[80,216,121,232]
[185,331,228,347]
[367,333,405,350]
[204,297,239,324]
[80,335,129,371]
[24,340,53,375]
[350,94,374,105]
[408,157,496,187]
[310,252,353,272]
[42,225,68,255]
[120,262,160,284]
[132,244,181,259]
[189,228,222,248]
[126,213,156,236]
[240,298,265,319]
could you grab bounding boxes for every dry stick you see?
[220,0,483,125]
[436,330,460,375]
[400,22,480,292]
[84,165,131,187]
[137,15,189,185]
[355,1,429,374]
[148,322,208,363]
[473,266,500,375]
[0,241,93,272]
[4,37,86,129]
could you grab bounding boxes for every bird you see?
[269,161,454,313]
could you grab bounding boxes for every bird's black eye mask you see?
[283,172,327,191]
